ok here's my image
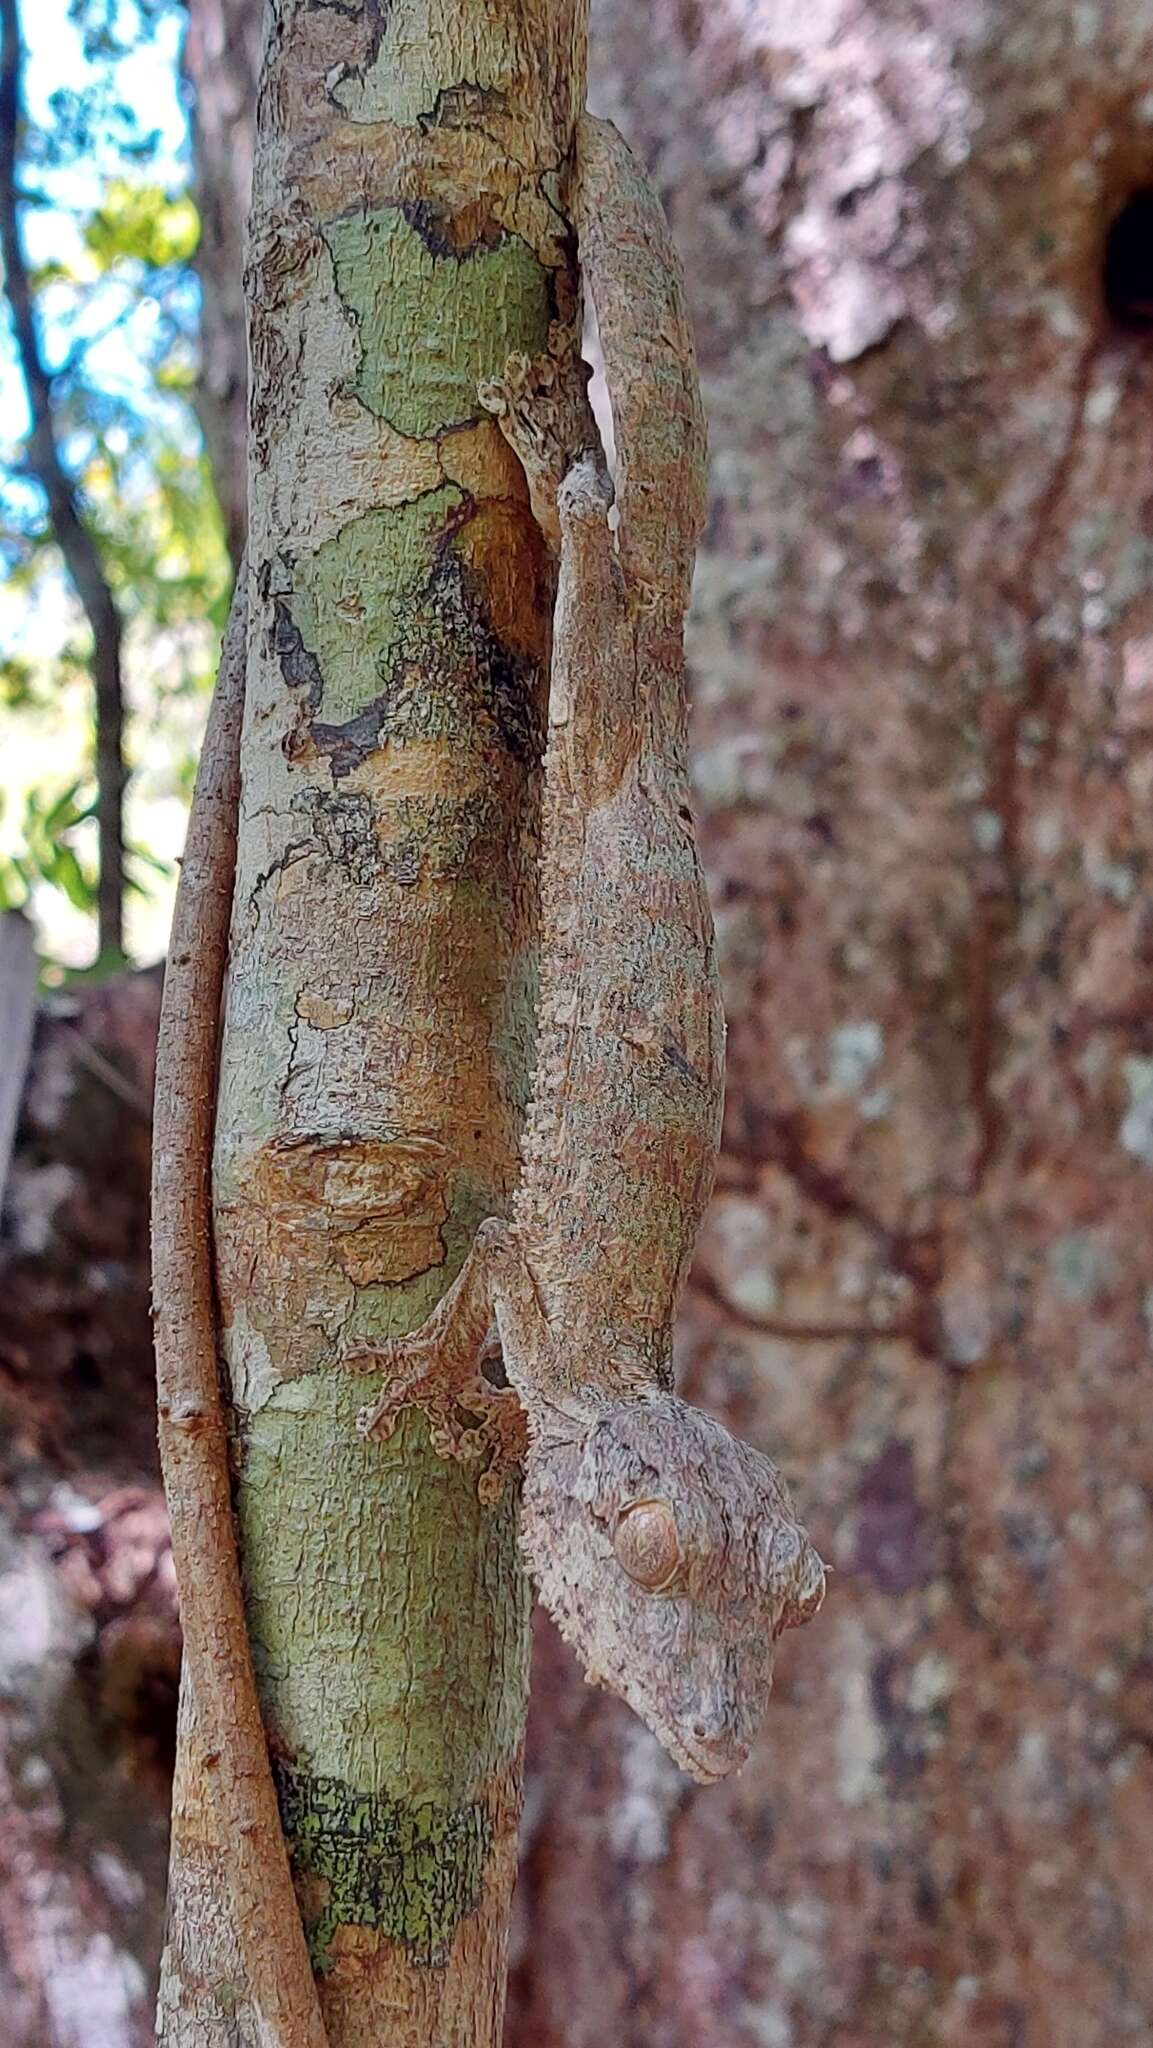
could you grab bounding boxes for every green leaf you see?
[0,656,41,708]
[0,858,29,912]
[41,779,92,835]
[127,840,171,877]
[83,181,199,272]
[47,842,96,911]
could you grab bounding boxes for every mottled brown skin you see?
[354,117,825,1783]
[524,1393,823,1783]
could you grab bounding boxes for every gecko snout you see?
[682,1716,744,1781]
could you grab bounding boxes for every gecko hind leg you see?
[346,1229,527,1503]
[478,343,599,555]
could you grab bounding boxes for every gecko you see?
[350,115,826,1786]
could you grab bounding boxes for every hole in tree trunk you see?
[1104,190,1153,330]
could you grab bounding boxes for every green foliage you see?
[1,655,44,709]
[83,179,198,271]
[0,782,98,917]
[1,0,231,969]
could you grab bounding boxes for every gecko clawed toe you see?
[354,1371,525,1505]
[346,1238,529,1501]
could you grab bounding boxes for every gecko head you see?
[520,1391,825,1783]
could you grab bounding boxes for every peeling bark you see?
[505,4,1153,2045]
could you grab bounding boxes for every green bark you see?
[160,1,588,2040]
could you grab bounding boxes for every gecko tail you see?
[557,455,613,526]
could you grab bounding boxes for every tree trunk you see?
[505,4,1153,2046]
[182,0,261,570]
[158,2,587,2042]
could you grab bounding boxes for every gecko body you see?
[356,118,825,1783]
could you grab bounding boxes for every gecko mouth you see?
[672,1733,745,1785]
[620,1673,747,1785]
[517,1528,751,1782]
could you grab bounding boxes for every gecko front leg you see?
[347,1220,534,1504]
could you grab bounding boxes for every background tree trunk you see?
[502,5,1153,2046]
[182,0,261,571]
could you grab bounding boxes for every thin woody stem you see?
[151,569,329,2048]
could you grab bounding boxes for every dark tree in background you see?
[181,0,258,572]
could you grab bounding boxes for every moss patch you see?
[324,206,550,439]
[279,494,543,772]
[276,1762,491,1969]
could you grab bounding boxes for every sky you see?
[3,0,187,440]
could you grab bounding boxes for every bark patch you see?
[276,1763,491,1968]
[323,205,550,438]
[279,495,544,777]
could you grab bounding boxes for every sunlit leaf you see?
[0,656,41,708]
[84,180,199,271]
[41,780,95,835]
[127,839,171,877]
[49,841,97,911]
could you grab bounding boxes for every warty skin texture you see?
[524,1388,826,1782]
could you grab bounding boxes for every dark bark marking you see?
[274,1762,492,1969]
[398,197,507,261]
[416,81,510,136]
[272,596,326,711]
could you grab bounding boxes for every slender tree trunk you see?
[182,0,261,570]
[505,3,1153,2046]
[158,1,587,2041]
[0,0,127,963]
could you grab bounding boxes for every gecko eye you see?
[612,1499,683,1591]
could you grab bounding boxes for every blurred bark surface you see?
[502,4,1153,2046]
[182,0,261,567]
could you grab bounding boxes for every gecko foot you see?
[348,1326,526,1505]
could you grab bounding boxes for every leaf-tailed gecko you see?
[350,116,825,1784]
